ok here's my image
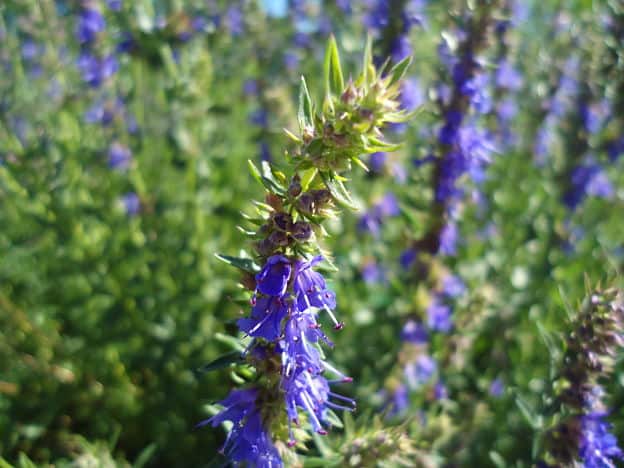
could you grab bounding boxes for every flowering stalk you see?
[380,3,500,415]
[201,37,414,466]
[542,286,624,467]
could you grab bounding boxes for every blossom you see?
[401,320,428,344]
[199,388,282,467]
[121,192,140,216]
[282,367,354,442]
[442,274,466,298]
[439,221,458,256]
[77,53,118,87]
[238,296,289,342]
[427,296,453,332]
[564,163,614,210]
[255,255,292,297]
[108,142,132,170]
[76,7,105,44]
[404,354,436,389]
[579,412,623,468]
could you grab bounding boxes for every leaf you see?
[214,254,260,273]
[304,457,342,467]
[323,408,344,428]
[134,443,157,468]
[300,168,318,191]
[515,395,543,430]
[387,56,412,86]
[247,160,285,195]
[197,351,244,374]
[298,76,314,130]
[324,35,344,97]
[320,172,358,211]
[489,451,506,468]
[351,156,369,172]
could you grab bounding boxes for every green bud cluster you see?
[239,37,414,268]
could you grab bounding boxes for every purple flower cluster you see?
[364,0,428,64]
[75,4,118,88]
[209,255,354,464]
[433,29,497,256]
[386,273,466,415]
[199,388,282,467]
[563,160,614,210]
[579,410,623,467]
[533,56,580,165]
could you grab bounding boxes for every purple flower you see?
[358,193,400,236]
[238,296,289,342]
[361,261,385,284]
[391,36,412,63]
[243,79,259,96]
[77,53,118,87]
[564,163,614,209]
[292,257,338,322]
[76,7,106,44]
[496,60,523,91]
[226,6,244,36]
[607,136,624,162]
[442,274,466,298]
[579,412,623,467]
[427,296,453,332]
[199,388,282,467]
[439,222,458,256]
[369,152,387,173]
[405,354,436,388]
[255,255,292,297]
[489,378,504,397]
[108,142,132,169]
[283,51,300,71]
[400,78,425,111]
[282,367,355,442]
[107,0,122,11]
[249,109,268,127]
[388,384,409,416]
[434,381,448,400]
[399,248,417,270]
[121,192,140,216]
[401,320,428,344]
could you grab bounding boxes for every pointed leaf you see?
[324,35,344,97]
[197,351,245,374]
[215,254,260,273]
[387,56,412,86]
[298,76,314,130]
[320,172,358,211]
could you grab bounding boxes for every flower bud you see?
[292,221,312,241]
[272,212,293,231]
[269,230,289,247]
[288,177,302,198]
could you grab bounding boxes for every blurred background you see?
[1,0,623,466]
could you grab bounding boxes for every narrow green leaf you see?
[515,396,543,430]
[248,160,262,184]
[300,168,318,191]
[298,76,314,130]
[197,351,244,374]
[214,254,260,273]
[387,56,412,86]
[134,443,157,468]
[489,451,506,468]
[320,172,358,211]
[304,457,342,467]
[324,35,344,97]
